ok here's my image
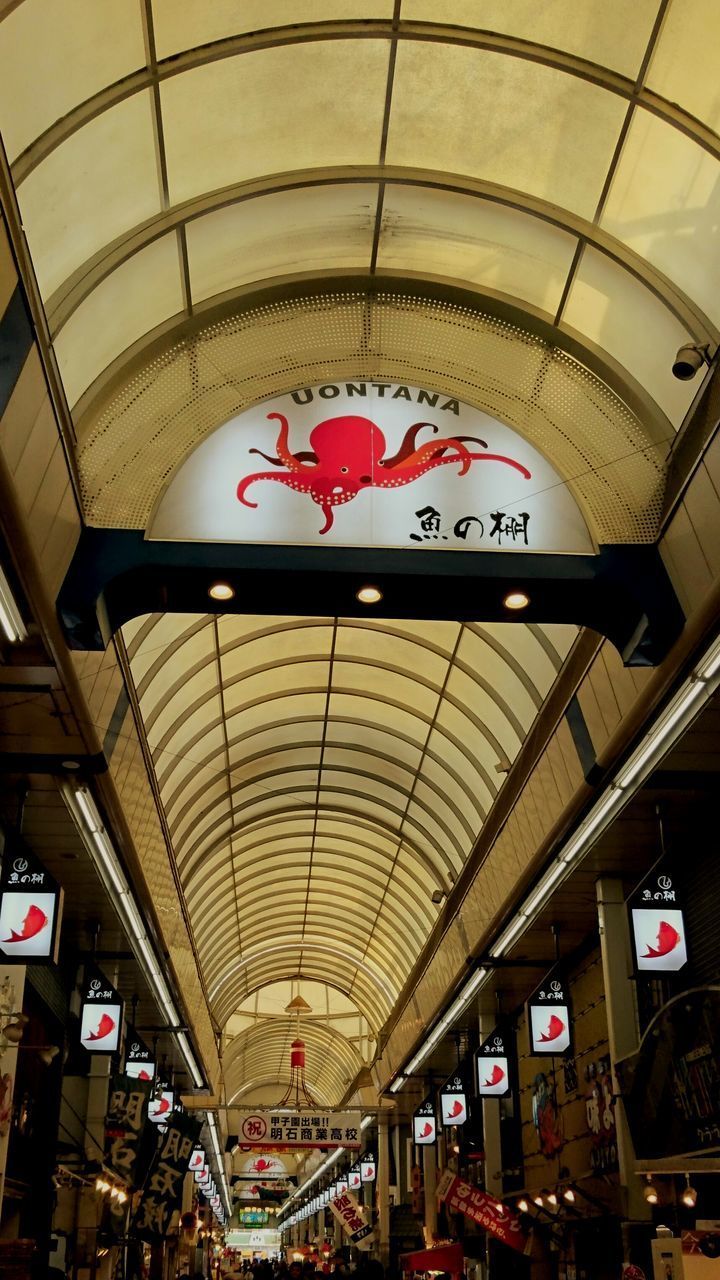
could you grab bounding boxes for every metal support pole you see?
[596,877,651,1246]
[422,1143,437,1247]
[378,1114,391,1267]
[479,1011,503,1197]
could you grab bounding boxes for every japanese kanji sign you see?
[413,1096,437,1145]
[629,867,687,973]
[104,1073,152,1184]
[437,1170,528,1253]
[527,967,572,1056]
[124,1028,155,1081]
[133,1109,202,1240]
[476,1026,512,1097]
[0,842,63,964]
[328,1188,374,1250]
[440,1072,467,1126]
[235,1110,362,1148]
[148,382,595,554]
[80,962,123,1054]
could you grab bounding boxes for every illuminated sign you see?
[235,1110,361,1148]
[476,1027,512,1097]
[629,869,687,973]
[148,383,594,554]
[527,970,571,1056]
[148,1088,174,1125]
[348,1162,362,1190]
[440,1072,467,1126]
[360,1151,376,1183]
[413,1097,437,1145]
[124,1028,155,1080]
[80,964,123,1054]
[0,845,63,964]
[189,1146,206,1175]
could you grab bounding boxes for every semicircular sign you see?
[148,382,594,554]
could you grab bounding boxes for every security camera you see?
[672,343,710,380]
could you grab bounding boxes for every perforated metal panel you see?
[79,291,666,543]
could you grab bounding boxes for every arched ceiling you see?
[122,613,575,1094]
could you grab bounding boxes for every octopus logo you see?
[237,413,531,534]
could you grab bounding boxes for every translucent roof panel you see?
[152,0,396,60]
[123,613,576,1096]
[646,0,720,134]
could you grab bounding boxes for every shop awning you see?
[400,1243,464,1275]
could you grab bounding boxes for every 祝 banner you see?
[134,1109,202,1239]
[235,1111,362,1148]
[437,1170,528,1254]
[104,1073,153,1184]
[148,382,595,554]
[328,1188,374,1250]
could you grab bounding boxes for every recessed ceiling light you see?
[356,585,382,605]
[503,590,530,611]
[208,582,235,601]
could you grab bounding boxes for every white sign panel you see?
[0,892,59,959]
[235,1111,362,1149]
[80,1001,123,1053]
[477,1055,510,1097]
[529,1003,571,1055]
[631,908,687,972]
[148,1089,174,1124]
[148,383,594,553]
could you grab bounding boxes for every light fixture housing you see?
[356,584,383,605]
[208,582,235,601]
[682,1175,697,1208]
[643,1177,658,1205]
[563,1187,575,1203]
[517,1198,529,1214]
[503,590,530,611]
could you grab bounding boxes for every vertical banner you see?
[124,1029,155,1080]
[629,867,687,973]
[80,963,124,1054]
[527,968,572,1056]
[0,966,25,1209]
[476,1026,512,1097]
[360,1151,376,1182]
[0,844,62,964]
[440,1071,467,1126]
[348,1161,362,1191]
[413,1097,437,1145]
[104,1073,153,1183]
[328,1188,374,1250]
[133,1110,202,1239]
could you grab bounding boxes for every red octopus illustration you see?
[237,412,532,534]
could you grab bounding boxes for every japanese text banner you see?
[437,1171,528,1254]
[133,1110,202,1240]
[235,1110,362,1149]
[328,1189,374,1250]
[104,1073,153,1186]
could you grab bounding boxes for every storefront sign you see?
[617,988,720,1159]
[413,1097,437,1145]
[360,1151,376,1182]
[237,1152,293,1178]
[584,1056,618,1173]
[328,1188,374,1250]
[189,1146,205,1176]
[629,869,687,973]
[476,1028,511,1097]
[348,1161,362,1190]
[104,1073,153,1183]
[134,1110,202,1239]
[124,1029,155,1081]
[235,1110,361,1148]
[527,969,572,1056]
[148,383,594,553]
[436,1170,528,1253]
[440,1072,467,1126]
[148,1087,174,1125]
[80,964,123,1054]
[0,845,62,964]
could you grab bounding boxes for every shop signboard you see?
[328,1188,374,1250]
[413,1097,437,1145]
[527,968,572,1056]
[104,1072,153,1184]
[124,1029,155,1081]
[134,1109,202,1239]
[148,383,595,554]
[348,1161,362,1190]
[617,987,720,1159]
[476,1027,512,1097]
[0,844,63,965]
[234,1110,362,1148]
[629,867,687,974]
[148,1087,174,1125]
[189,1146,205,1176]
[360,1151,376,1182]
[80,963,123,1054]
[436,1170,528,1253]
[440,1071,467,1126]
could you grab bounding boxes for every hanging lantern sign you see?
[413,1096,437,1145]
[476,1027,512,1097]
[80,963,123,1054]
[629,867,687,973]
[124,1028,155,1080]
[527,968,572,1056]
[148,1086,175,1124]
[348,1162,362,1191]
[0,844,63,965]
[440,1071,467,1126]
[360,1151,376,1183]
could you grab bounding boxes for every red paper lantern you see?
[291,1039,306,1068]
